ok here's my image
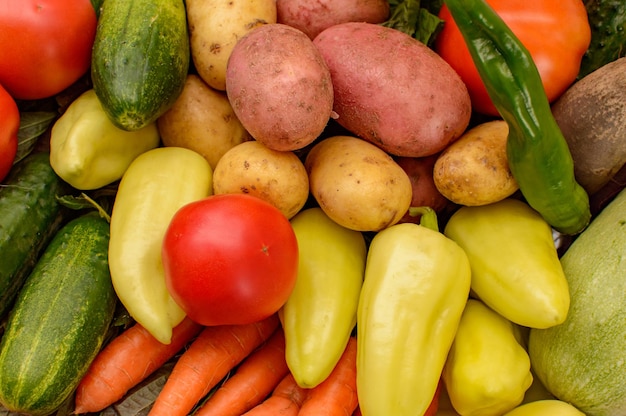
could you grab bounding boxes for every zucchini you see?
[91,0,190,131]
[579,0,626,78]
[0,212,117,416]
[0,152,68,319]
[528,187,626,416]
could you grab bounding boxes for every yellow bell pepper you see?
[49,89,160,190]
[443,198,570,329]
[108,147,213,344]
[280,207,366,388]
[443,299,534,416]
[357,210,471,416]
[503,400,585,416]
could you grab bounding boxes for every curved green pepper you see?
[357,211,471,416]
[443,298,533,416]
[442,0,591,235]
[280,207,366,388]
[444,198,570,329]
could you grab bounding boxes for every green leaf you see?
[383,0,445,46]
[15,111,57,163]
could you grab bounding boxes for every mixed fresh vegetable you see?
[1,0,626,415]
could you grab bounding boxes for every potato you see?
[226,23,334,152]
[276,0,389,39]
[433,120,518,206]
[157,75,251,170]
[305,135,413,232]
[395,154,451,224]
[552,57,626,195]
[212,140,309,219]
[186,0,277,91]
[313,22,472,158]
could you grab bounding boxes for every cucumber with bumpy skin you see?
[91,0,189,131]
[0,152,68,319]
[579,0,626,78]
[0,212,117,416]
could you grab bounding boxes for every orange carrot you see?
[148,314,280,416]
[195,327,290,416]
[241,372,309,416]
[73,317,203,414]
[298,336,358,416]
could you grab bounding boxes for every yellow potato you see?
[433,120,518,206]
[212,140,309,219]
[157,75,251,170]
[305,135,413,232]
[186,0,277,91]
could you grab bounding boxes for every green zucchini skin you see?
[528,188,626,416]
[0,212,117,416]
[0,152,68,319]
[91,0,190,131]
[579,0,626,78]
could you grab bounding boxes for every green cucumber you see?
[0,152,68,319]
[528,187,626,416]
[91,0,190,131]
[579,0,626,78]
[0,212,117,416]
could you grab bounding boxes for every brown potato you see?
[212,140,309,219]
[313,22,472,157]
[186,0,277,91]
[433,120,518,206]
[157,75,251,170]
[226,23,334,152]
[305,135,413,231]
[276,0,389,39]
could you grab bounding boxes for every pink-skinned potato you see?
[226,23,334,152]
[313,22,472,157]
[276,0,390,40]
[395,154,452,224]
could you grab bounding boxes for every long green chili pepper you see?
[442,0,591,235]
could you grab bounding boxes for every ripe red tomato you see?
[0,0,97,100]
[162,193,299,326]
[435,0,591,116]
[0,83,19,182]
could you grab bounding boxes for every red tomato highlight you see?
[0,0,97,99]
[162,193,299,326]
[0,83,19,182]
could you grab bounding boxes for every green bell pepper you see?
[442,0,591,235]
[280,207,367,388]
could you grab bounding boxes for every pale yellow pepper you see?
[444,198,570,329]
[281,207,366,388]
[357,214,471,416]
[443,298,533,416]
[503,400,585,416]
[50,89,160,190]
[108,147,213,344]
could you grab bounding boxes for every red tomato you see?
[0,83,19,182]
[435,0,591,116]
[0,0,97,100]
[162,193,299,326]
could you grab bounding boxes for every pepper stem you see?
[408,206,439,232]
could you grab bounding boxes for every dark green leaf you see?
[382,0,444,46]
[15,111,57,163]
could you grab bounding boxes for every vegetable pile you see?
[0,0,625,415]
